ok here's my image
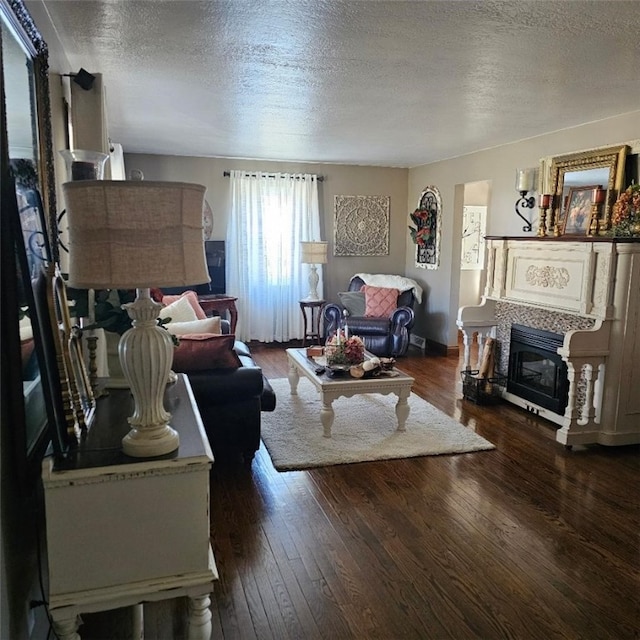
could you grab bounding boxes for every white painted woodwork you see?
[42,375,217,639]
[458,239,640,447]
[119,289,179,457]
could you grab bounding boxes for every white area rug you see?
[261,377,495,471]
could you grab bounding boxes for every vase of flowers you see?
[610,183,640,237]
[325,331,365,366]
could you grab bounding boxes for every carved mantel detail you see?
[525,265,570,289]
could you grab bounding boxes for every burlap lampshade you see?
[300,241,328,265]
[63,180,210,289]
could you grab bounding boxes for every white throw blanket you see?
[352,273,423,304]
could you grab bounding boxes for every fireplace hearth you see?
[507,324,568,415]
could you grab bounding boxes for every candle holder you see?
[537,194,551,237]
[537,204,548,237]
[588,203,601,237]
[588,188,607,236]
[514,169,538,233]
[59,149,109,181]
[85,334,108,399]
[515,191,535,232]
[546,195,560,236]
[594,188,608,232]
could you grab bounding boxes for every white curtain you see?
[227,171,322,342]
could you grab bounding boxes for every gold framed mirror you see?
[1,0,58,259]
[2,0,69,483]
[549,144,628,235]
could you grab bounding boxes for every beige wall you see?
[124,154,408,304]
[126,111,639,349]
[407,110,640,348]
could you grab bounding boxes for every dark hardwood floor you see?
[80,342,639,640]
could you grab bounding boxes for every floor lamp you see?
[300,241,327,301]
[63,180,210,457]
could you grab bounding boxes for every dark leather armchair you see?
[323,276,415,357]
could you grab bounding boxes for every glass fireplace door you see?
[508,325,569,415]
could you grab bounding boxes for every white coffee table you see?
[285,348,415,438]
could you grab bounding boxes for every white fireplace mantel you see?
[457,238,640,447]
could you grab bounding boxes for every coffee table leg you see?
[288,362,300,395]
[320,397,335,438]
[395,391,410,431]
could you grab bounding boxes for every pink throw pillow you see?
[362,285,399,317]
[162,290,206,320]
[172,333,241,372]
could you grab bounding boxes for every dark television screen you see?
[203,240,226,295]
[161,240,226,296]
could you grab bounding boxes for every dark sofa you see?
[177,321,276,464]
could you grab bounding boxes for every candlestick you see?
[588,203,601,236]
[537,205,548,237]
[544,195,558,236]
[593,188,606,205]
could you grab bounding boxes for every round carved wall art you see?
[334,195,390,256]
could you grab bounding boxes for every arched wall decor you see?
[413,185,442,270]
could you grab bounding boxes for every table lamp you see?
[63,180,209,457]
[300,241,327,301]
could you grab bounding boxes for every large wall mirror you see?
[548,144,628,234]
[1,0,63,488]
[1,0,57,246]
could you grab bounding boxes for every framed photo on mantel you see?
[562,185,600,236]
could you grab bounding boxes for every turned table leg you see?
[132,604,144,639]
[395,391,410,431]
[51,615,81,640]
[320,394,335,438]
[288,362,300,394]
[187,594,213,640]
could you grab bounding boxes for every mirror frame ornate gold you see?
[1,0,58,260]
[549,144,628,234]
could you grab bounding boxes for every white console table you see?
[42,375,217,639]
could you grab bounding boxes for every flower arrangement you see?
[610,183,640,237]
[408,208,434,246]
[325,331,365,366]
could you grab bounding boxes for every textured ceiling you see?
[28,0,640,168]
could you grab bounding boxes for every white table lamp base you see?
[119,288,179,457]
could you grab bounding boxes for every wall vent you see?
[410,334,426,351]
